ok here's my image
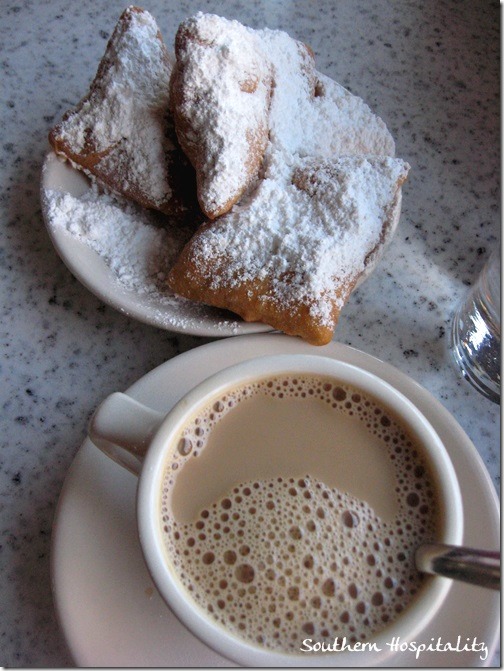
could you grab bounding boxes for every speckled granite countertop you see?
[1,0,500,667]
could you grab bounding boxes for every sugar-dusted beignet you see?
[49,6,197,217]
[170,13,396,221]
[168,152,410,345]
[171,12,274,219]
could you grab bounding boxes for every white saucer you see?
[51,334,500,667]
[40,151,272,338]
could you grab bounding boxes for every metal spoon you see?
[415,544,500,590]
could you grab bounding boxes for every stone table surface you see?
[1,0,500,667]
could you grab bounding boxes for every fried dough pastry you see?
[49,6,197,218]
[171,13,274,219]
[167,152,410,345]
[170,13,396,220]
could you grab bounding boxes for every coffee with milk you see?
[159,373,440,652]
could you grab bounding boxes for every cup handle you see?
[88,392,165,476]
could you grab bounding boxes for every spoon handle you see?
[415,544,500,590]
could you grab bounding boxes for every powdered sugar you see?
[261,34,395,158]
[42,179,246,333]
[45,184,187,292]
[47,190,173,295]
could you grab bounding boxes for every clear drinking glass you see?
[451,250,501,403]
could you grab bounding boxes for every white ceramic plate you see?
[51,334,500,667]
[40,151,398,339]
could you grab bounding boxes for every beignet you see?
[171,13,273,219]
[168,152,410,345]
[49,6,197,218]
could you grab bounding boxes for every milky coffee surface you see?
[160,374,439,652]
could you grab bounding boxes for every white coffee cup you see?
[89,354,463,667]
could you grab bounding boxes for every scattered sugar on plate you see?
[44,184,187,293]
[42,181,242,331]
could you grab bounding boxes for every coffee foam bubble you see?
[160,375,439,652]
